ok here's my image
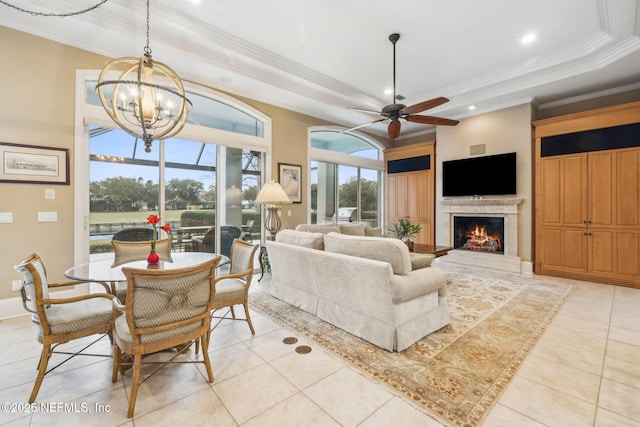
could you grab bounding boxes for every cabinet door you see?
[540,227,588,273]
[539,154,588,227]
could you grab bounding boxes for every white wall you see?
[435,103,534,264]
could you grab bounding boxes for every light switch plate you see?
[38,212,58,222]
[45,189,55,199]
[12,280,22,292]
[0,212,13,223]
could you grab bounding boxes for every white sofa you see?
[265,229,449,352]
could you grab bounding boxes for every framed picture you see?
[278,162,302,203]
[0,142,70,185]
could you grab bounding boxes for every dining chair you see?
[110,237,173,301]
[13,253,114,403]
[112,227,155,241]
[240,219,255,241]
[211,238,259,334]
[111,237,173,266]
[111,257,221,418]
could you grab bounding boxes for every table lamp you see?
[254,180,291,239]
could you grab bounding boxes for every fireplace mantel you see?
[440,198,523,272]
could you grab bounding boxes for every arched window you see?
[75,71,270,261]
[309,128,384,227]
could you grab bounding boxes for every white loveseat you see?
[265,229,449,351]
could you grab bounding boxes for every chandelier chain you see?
[0,0,109,17]
[144,0,151,55]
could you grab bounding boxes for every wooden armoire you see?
[384,141,435,245]
[533,102,640,289]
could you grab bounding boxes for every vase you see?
[405,239,415,252]
[147,251,160,265]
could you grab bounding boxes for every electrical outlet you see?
[12,280,22,292]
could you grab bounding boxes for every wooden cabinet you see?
[534,102,640,288]
[384,141,435,245]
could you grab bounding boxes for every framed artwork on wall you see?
[278,162,301,203]
[0,142,70,185]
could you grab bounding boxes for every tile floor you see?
[0,266,639,427]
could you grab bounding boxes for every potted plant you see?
[388,218,421,251]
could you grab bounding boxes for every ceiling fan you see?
[345,33,459,140]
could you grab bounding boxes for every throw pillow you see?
[364,225,384,237]
[295,224,341,234]
[339,223,365,236]
[409,253,435,270]
[276,229,325,250]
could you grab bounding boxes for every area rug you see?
[250,265,574,426]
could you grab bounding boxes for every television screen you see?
[442,152,517,197]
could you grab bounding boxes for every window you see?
[309,129,383,227]
[77,72,270,261]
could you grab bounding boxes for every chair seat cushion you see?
[46,297,113,334]
[114,314,202,344]
[215,277,246,302]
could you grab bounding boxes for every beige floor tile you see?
[482,403,546,427]
[595,407,640,427]
[359,396,444,427]
[608,325,640,347]
[603,352,640,388]
[30,383,130,426]
[270,345,344,390]
[605,339,640,365]
[530,334,604,375]
[244,328,311,362]
[597,378,640,422]
[304,367,392,427]
[242,392,340,427]
[498,375,596,427]
[541,320,608,354]
[516,352,601,403]
[213,363,297,424]
[200,342,265,382]
[134,387,236,427]
[0,414,32,427]
[119,363,212,418]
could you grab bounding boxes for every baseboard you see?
[0,295,29,320]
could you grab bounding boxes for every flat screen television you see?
[442,152,517,197]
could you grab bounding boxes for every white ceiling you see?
[2,0,640,141]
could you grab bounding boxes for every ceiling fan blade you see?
[406,115,459,126]
[350,107,384,116]
[401,97,450,116]
[388,120,401,139]
[341,118,386,134]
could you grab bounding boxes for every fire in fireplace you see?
[453,216,505,254]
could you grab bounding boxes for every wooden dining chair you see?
[13,253,114,403]
[111,257,221,418]
[211,239,259,334]
[111,237,173,266]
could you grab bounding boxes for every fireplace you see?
[453,216,505,254]
[440,198,523,272]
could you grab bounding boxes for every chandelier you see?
[96,0,191,152]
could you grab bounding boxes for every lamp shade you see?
[254,180,291,205]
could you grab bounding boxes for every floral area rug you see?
[250,265,574,426]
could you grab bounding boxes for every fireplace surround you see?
[441,198,523,272]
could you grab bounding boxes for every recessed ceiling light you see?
[468,105,477,111]
[521,33,537,44]
[190,0,202,4]
[384,88,393,96]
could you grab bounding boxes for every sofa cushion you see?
[339,223,365,236]
[295,224,341,234]
[364,226,384,237]
[409,253,436,270]
[323,232,412,275]
[276,229,325,250]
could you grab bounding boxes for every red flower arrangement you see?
[146,214,171,264]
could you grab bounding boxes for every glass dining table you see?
[64,252,229,296]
